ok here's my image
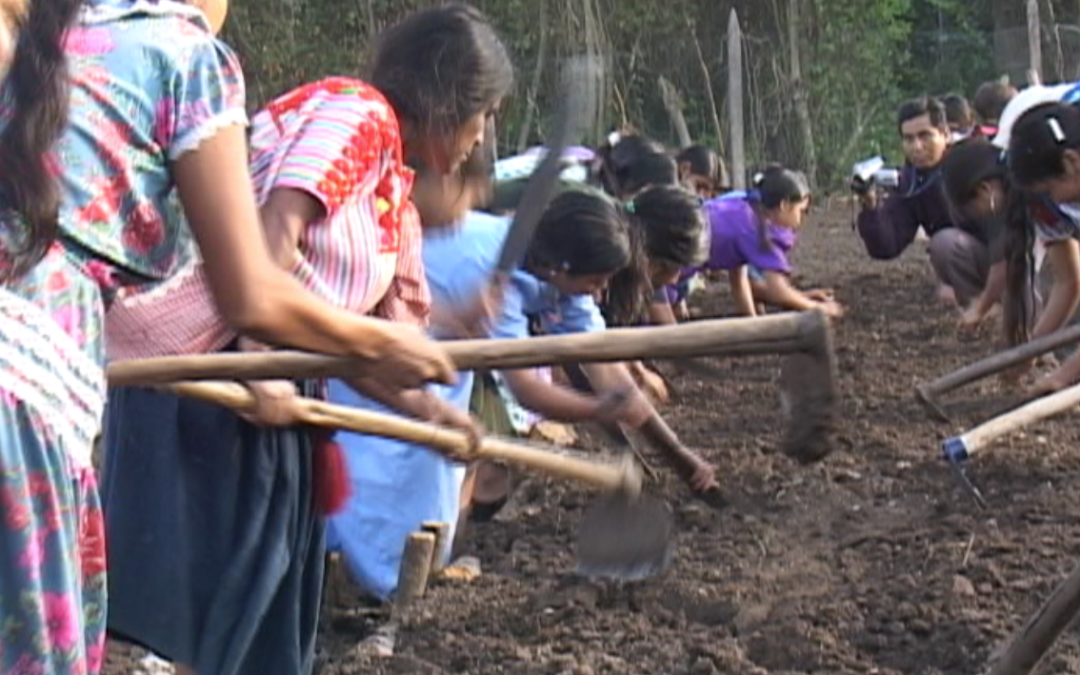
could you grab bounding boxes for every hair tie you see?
[1049,117,1067,143]
[625,200,636,214]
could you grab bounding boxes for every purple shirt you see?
[702,198,797,273]
[653,198,796,305]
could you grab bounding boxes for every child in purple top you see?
[664,166,843,318]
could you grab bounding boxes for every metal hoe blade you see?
[574,492,675,581]
[942,437,988,510]
[494,55,601,274]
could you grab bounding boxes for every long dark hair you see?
[676,144,727,188]
[592,133,676,198]
[747,164,810,251]
[1,0,82,280]
[1002,183,1034,346]
[1003,102,1080,346]
[604,184,706,326]
[940,137,1006,219]
[368,3,513,162]
[525,189,646,324]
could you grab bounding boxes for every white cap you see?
[993,83,1073,150]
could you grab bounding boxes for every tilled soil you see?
[327,203,1080,675]
[108,202,1080,675]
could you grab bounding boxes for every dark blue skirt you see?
[100,380,325,675]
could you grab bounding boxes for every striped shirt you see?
[105,78,429,360]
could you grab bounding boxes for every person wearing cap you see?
[856,96,998,310]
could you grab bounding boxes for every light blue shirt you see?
[326,210,605,599]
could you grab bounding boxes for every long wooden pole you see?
[1027,0,1042,86]
[164,380,640,493]
[986,558,1080,675]
[918,323,1080,400]
[107,312,823,387]
[947,382,1080,460]
[727,9,746,190]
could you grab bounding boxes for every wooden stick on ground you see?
[986,559,1080,675]
[421,522,451,575]
[917,324,1080,422]
[944,382,1080,461]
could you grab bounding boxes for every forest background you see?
[223,0,1079,189]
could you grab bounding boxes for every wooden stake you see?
[396,532,436,608]
[421,521,451,575]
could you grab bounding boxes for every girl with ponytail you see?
[658,165,842,319]
[997,101,1080,394]
[419,189,719,514]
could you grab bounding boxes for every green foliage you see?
[222,0,1077,190]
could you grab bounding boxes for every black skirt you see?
[100,379,325,675]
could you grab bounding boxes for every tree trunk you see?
[788,0,818,189]
[992,0,1029,82]
[727,9,746,190]
[658,76,692,149]
[687,15,726,158]
[516,0,549,152]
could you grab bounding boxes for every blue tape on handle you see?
[941,436,970,464]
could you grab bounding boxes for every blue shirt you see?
[326,210,606,599]
[424,211,608,341]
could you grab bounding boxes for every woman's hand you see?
[367,323,458,389]
[805,288,835,302]
[684,454,719,493]
[238,380,302,426]
[428,400,484,461]
[818,299,845,319]
[957,304,988,338]
[1028,370,1072,399]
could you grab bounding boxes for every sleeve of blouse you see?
[267,92,390,215]
[488,278,531,340]
[549,294,608,335]
[160,33,248,161]
[1032,196,1079,245]
[373,202,432,327]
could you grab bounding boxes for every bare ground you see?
[109,202,1080,675]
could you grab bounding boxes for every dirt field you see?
[108,203,1080,675]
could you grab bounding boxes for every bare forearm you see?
[1032,286,1080,340]
[729,267,757,317]
[648,301,679,325]
[765,273,819,312]
[502,369,601,421]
